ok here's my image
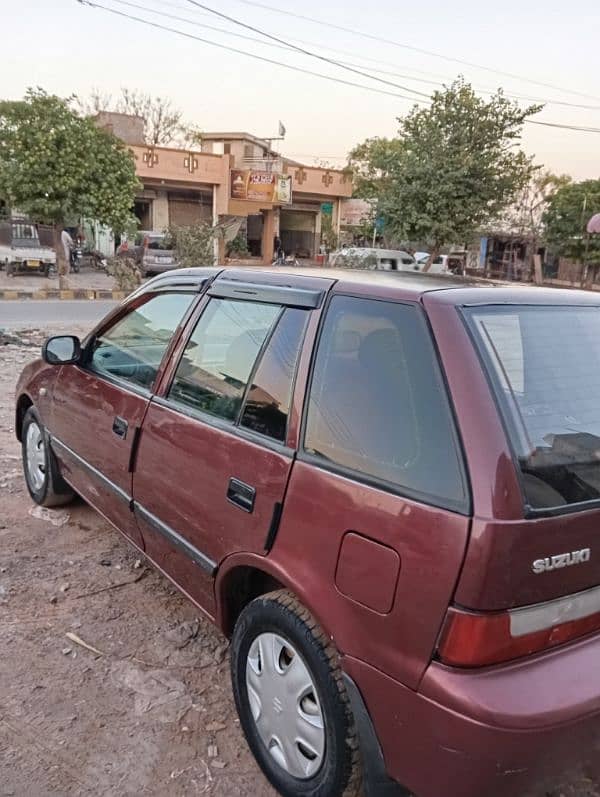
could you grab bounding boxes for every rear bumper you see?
[343,635,600,797]
[143,260,178,274]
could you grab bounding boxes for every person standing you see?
[60,228,74,274]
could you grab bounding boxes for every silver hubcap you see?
[246,632,326,779]
[25,421,46,491]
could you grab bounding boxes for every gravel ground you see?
[0,322,598,797]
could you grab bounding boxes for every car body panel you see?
[268,459,471,689]
[343,653,600,797]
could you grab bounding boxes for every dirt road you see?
[0,322,598,797]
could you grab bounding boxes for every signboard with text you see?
[230,169,292,204]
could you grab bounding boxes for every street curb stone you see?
[0,289,126,301]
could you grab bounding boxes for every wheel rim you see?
[245,632,326,779]
[25,421,46,491]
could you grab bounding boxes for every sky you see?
[3,0,600,179]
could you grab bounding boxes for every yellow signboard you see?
[231,170,292,204]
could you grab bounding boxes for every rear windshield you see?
[466,305,600,511]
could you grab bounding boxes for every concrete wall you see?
[94,113,145,146]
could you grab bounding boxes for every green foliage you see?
[543,179,600,264]
[497,171,571,240]
[349,79,541,255]
[320,213,339,251]
[227,233,250,258]
[106,255,143,292]
[168,222,216,268]
[0,88,140,232]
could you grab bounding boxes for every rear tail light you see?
[438,585,600,667]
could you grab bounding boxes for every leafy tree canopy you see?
[0,87,140,232]
[349,79,541,261]
[543,179,600,264]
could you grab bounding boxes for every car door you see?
[132,278,322,616]
[48,290,197,548]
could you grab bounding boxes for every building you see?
[97,115,353,264]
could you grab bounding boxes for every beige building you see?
[96,114,353,264]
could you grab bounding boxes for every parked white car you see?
[414,252,451,273]
[329,247,418,271]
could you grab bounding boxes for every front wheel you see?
[231,590,362,797]
[22,407,75,507]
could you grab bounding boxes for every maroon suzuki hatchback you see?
[15,266,600,797]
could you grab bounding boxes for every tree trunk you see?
[422,245,440,273]
[53,223,69,291]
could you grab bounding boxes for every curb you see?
[0,289,127,301]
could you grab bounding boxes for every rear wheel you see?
[231,590,362,797]
[22,407,74,507]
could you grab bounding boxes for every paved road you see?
[0,300,117,329]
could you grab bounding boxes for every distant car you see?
[117,231,179,276]
[330,247,418,271]
[0,220,56,277]
[415,253,451,274]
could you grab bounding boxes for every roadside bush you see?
[168,222,215,268]
[106,255,143,291]
[227,233,250,258]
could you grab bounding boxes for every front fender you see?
[15,359,61,439]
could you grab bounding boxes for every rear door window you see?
[304,295,467,511]
[240,308,308,441]
[466,305,600,510]
[168,299,308,441]
[169,298,280,422]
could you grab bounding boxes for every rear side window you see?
[240,308,308,440]
[304,295,467,511]
[169,298,280,422]
[89,292,194,391]
[466,305,600,510]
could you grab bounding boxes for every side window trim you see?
[82,291,200,396]
[298,291,471,516]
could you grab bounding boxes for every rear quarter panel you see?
[257,461,471,689]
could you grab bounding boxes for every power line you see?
[78,1,600,134]
[528,119,600,133]
[78,1,421,102]
[100,0,600,112]
[182,0,430,98]
[228,0,600,103]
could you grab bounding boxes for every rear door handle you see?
[227,477,256,513]
[112,416,128,439]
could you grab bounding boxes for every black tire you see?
[231,589,362,797]
[21,407,75,507]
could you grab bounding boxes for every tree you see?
[0,88,140,285]
[543,179,600,271]
[79,87,197,146]
[350,79,541,268]
[494,171,571,272]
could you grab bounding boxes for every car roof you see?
[138,265,600,307]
